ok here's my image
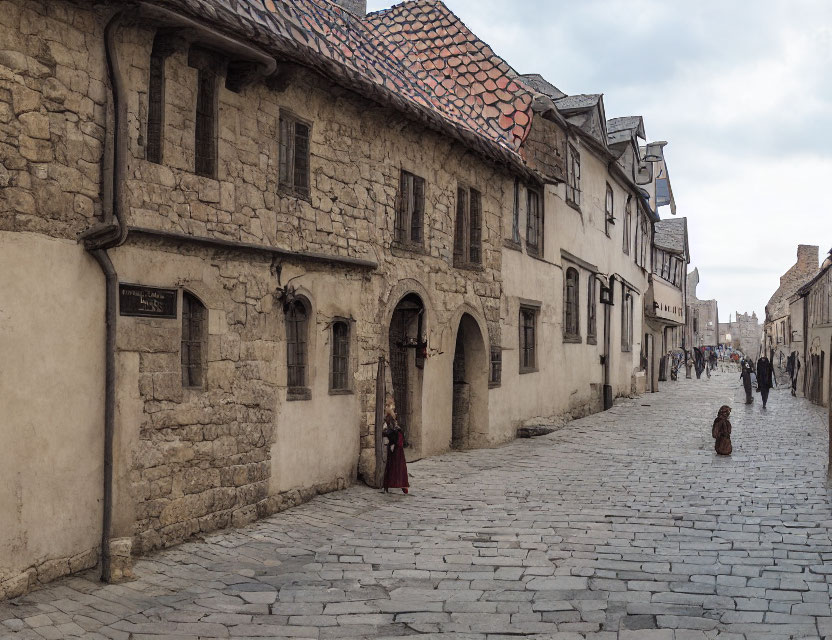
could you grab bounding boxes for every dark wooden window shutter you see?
[454,187,467,265]
[469,188,482,264]
[194,69,216,178]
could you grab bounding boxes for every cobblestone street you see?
[2,371,830,640]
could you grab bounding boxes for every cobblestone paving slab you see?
[2,371,830,639]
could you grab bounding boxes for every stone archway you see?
[451,313,488,449]
[388,293,425,460]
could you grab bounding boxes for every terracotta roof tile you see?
[365,0,534,151]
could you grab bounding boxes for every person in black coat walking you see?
[756,356,776,408]
[740,363,753,404]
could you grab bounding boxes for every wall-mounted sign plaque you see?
[119,284,177,318]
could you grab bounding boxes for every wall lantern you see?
[600,275,616,305]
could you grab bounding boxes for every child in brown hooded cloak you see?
[712,405,733,456]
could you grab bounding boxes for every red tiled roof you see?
[152,0,535,175]
[365,0,535,151]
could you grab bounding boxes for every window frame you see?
[286,297,311,400]
[566,143,581,208]
[622,197,632,255]
[329,318,352,394]
[621,286,634,352]
[605,183,614,236]
[194,67,217,178]
[563,267,581,343]
[526,186,543,257]
[489,345,502,387]
[453,184,483,268]
[587,275,597,344]
[146,45,166,165]
[519,305,539,373]
[181,291,206,390]
[395,169,426,247]
[511,178,521,245]
[279,110,312,200]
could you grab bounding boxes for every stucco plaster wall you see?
[490,135,651,434]
[0,232,105,598]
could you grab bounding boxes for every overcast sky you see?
[368,0,832,322]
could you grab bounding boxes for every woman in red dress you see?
[382,409,409,494]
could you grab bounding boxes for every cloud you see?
[366,0,832,317]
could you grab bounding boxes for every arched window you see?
[286,299,309,390]
[564,267,580,340]
[181,291,206,388]
[330,320,350,392]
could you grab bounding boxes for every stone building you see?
[648,217,688,356]
[0,0,680,597]
[686,268,719,348]
[764,245,819,376]
[786,248,831,406]
[719,311,762,357]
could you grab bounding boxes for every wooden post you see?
[374,356,386,489]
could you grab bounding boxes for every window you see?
[279,113,311,198]
[519,306,538,372]
[489,346,502,386]
[622,197,632,254]
[330,320,350,392]
[566,143,581,207]
[453,185,482,266]
[564,267,580,341]
[181,292,205,388]
[605,183,614,236]
[396,170,425,245]
[621,287,634,352]
[640,216,649,268]
[146,47,165,164]
[587,276,597,343]
[194,68,217,177]
[526,187,542,256]
[511,178,521,244]
[286,299,309,391]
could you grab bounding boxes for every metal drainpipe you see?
[602,278,613,410]
[79,8,130,583]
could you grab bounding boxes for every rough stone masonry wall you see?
[0,0,106,237]
[118,24,508,552]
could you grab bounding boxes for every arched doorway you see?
[388,294,425,459]
[451,313,488,449]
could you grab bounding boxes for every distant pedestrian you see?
[740,363,753,404]
[712,405,733,456]
[382,401,409,494]
[756,355,775,409]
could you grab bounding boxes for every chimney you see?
[796,244,819,270]
[334,0,367,15]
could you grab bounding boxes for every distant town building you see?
[686,269,719,348]
[787,248,831,406]
[719,312,763,357]
[764,245,819,371]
